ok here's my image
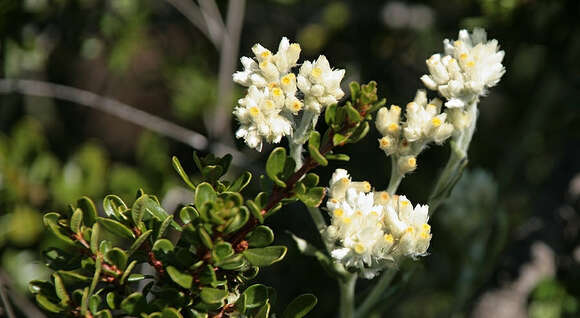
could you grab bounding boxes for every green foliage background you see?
[0,0,579,317]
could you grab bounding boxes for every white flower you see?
[374,90,453,165]
[297,55,345,113]
[420,28,505,108]
[403,90,454,144]
[324,169,432,278]
[233,37,304,116]
[233,86,293,151]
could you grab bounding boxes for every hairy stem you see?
[339,273,358,318]
[355,267,397,318]
[386,155,403,194]
[428,102,478,214]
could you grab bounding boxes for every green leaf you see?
[297,187,327,207]
[102,195,128,219]
[89,294,101,314]
[162,307,184,318]
[345,103,362,123]
[243,284,268,309]
[95,309,112,318]
[308,131,328,166]
[302,173,319,187]
[120,292,147,316]
[152,238,175,255]
[70,208,83,233]
[106,292,117,310]
[166,266,193,289]
[332,133,349,146]
[77,196,97,226]
[105,248,128,270]
[212,242,234,261]
[348,121,370,144]
[368,97,387,113]
[200,287,228,304]
[228,171,252,192]
[215,254,246,270]
[265,147,287,188]
[195,183,217,209]
[81,287,89,315]
[89,257,102,295]
[255,301,271,318]
[90,223,100,254]
[199,264,217,286]
[282,294,318,318]
[158,215,177,239]
[58,270,91,284]
[325,153,350,162]
[53,273,70,305]
[120,260,138,284]
[243,246,287,266]
[349,81,361,101]
[127,229,152,258]
[198,226,213,249]
[35,294,64,313]
[96,217,135,239]
[179,206,199,224]
[246,200,264,224]
[43,214,75,246]
[172,156,196,190]
[131,194,150,226]
[325,103,337,125]
[235,293,247,312]
[223,206,249,234]
[246,226,274,248]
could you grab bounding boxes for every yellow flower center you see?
[311,67,322,78]
[432,117,442,127]
[281,73,295,85]
[387,123,399,132]
[333,209,344,217]
[292,101,303,112]
[342,217,352,224]
[379,137,390,148]
[407,157,416,168]
[272,87,282,97]
[384,234,394,243]
[249,107,260,116]
[354,243,366,254]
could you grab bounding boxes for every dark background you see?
[0,0,579,317]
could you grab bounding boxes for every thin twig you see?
[0,272,16,318]
[206,0,246,142]
[0,78,208,149]
[198,0,226,47]
[0,270,47,318]
[164,0,221,49]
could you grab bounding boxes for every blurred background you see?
[0,0,579,317]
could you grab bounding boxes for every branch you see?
[198,0,226,48]
[0,78,208,149]
[0,270,46,318]
[206,0,246,141]
[164,0,222,49]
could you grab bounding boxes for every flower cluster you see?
[324,169,432,278]
[420,28,506,108]
[233,37,345,150]
[375,90,454,172]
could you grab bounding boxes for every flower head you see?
[324,169,432,278]
[375,90,453,165]
[420,28,505,108]
[233,86,293,151]
[297,55,345,113]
